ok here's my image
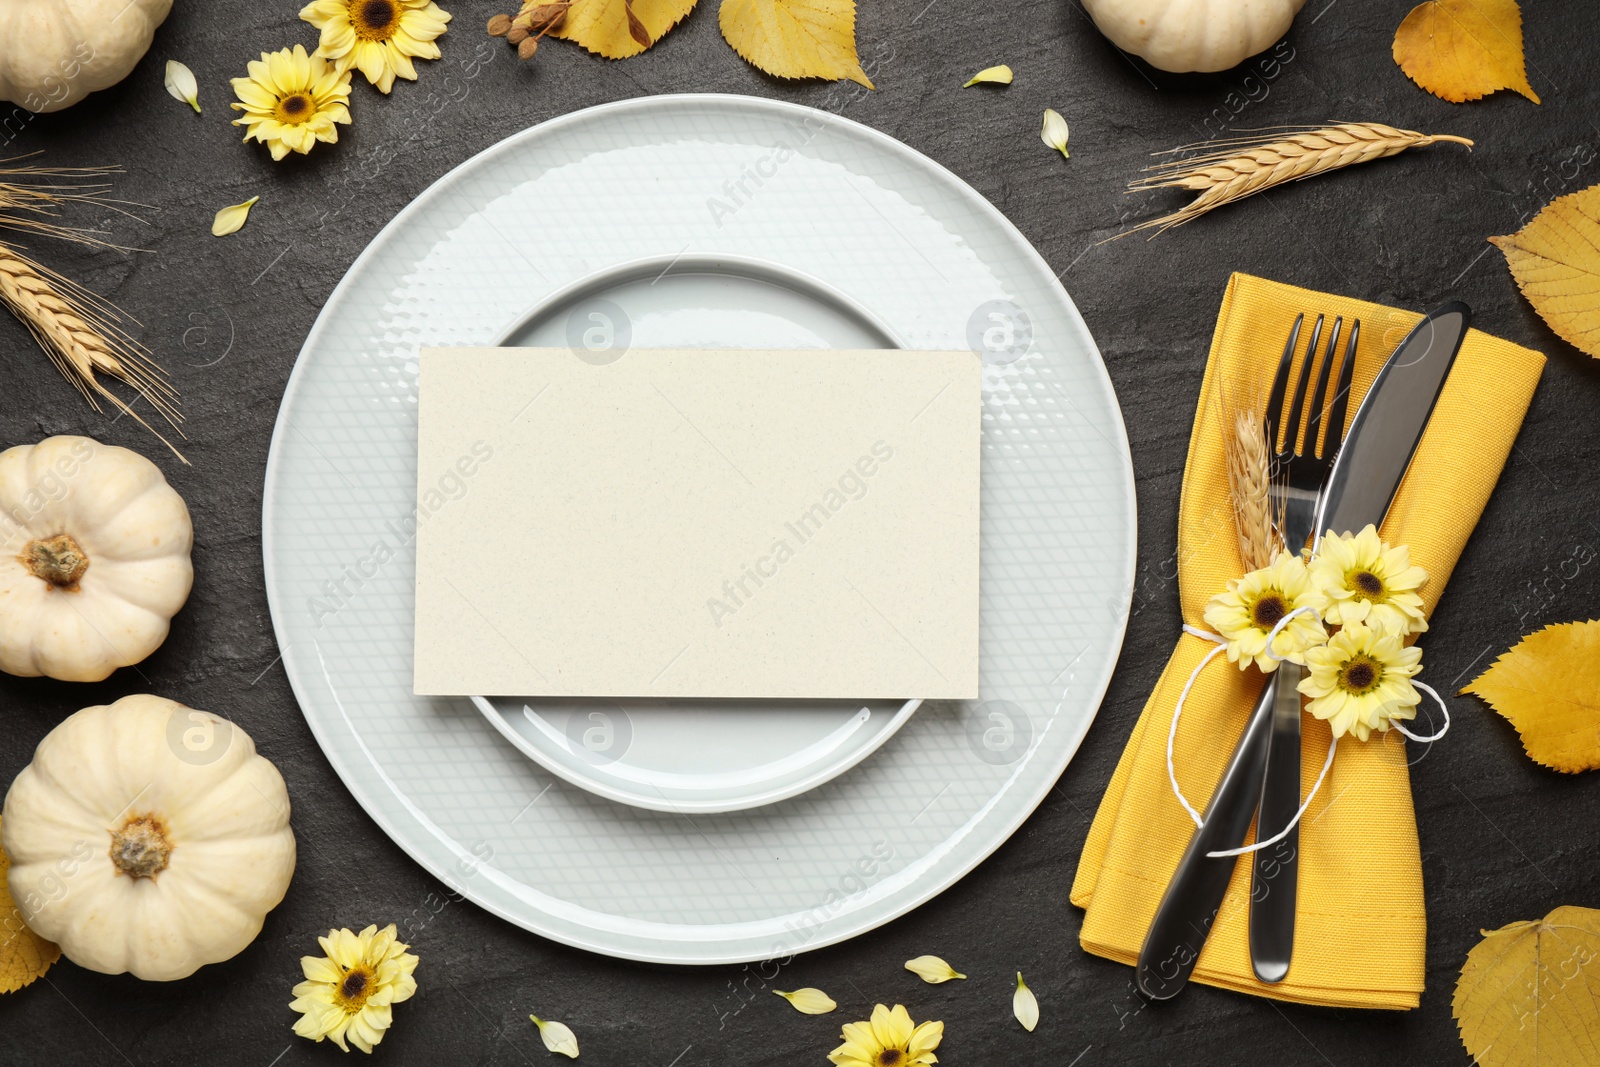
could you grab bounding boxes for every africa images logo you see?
[706,440,894,629]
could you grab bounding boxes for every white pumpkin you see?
[0,435,193,682]
[2,695,296,981]
[0,0,173,114]
[1081,0,1306,73]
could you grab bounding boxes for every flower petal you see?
[774,987,837,1014]
[1040,108,1069,159]
[164,60,201,112]
[211,195,259,236]
[1013,972,1039,1032]
[904,955,967,983]
[530,1016,580,1058]
[963,64,1013,87]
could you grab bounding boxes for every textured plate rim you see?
[262,92,1137,965]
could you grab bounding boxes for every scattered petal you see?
[963,64,1012,87]
[211,196,260,237]
[1040,108,1069,160]
[530,1016,580,1058]
[1489,183,1600,358]
[164,60,201,112]
[904,955,967,983]
[1013,971,1039,1032]
[774,987,837,1014]
[1462,620,1600,771]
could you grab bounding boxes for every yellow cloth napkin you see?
[1070,273,1545,1009]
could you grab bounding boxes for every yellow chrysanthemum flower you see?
[1202,550,1327,672]
[290,923,418,1053]
[230,45,352,161]
[301,0,452,94]
[1310,524,1429,635]
[1298,620,1423,741]
[829,1003,943,1067]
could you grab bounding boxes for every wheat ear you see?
[0,242,186,462]
[1225,407,1280,572]
[1119,123,1474,238]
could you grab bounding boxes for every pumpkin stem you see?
[23,533,90,589]
[109,814,173,880]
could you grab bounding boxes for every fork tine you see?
[1264,314,1303,456]
[1323,318,1360,454]
[1305,316,1342,458]
[1285,314,1324,457]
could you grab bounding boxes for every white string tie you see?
[1166,606,1450,859]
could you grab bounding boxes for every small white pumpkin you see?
[2,695,296,981]
[0,0,173,114]
[0,435,193,682]
[1081,0,1306,73]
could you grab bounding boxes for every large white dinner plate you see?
[263,94,1136,964]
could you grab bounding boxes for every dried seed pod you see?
[507,24,530,44]
[525,2,568,32]
[486,12,513,36]
[518,35,539,60]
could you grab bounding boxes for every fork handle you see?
[1135,673,1276,1000]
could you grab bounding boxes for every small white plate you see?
[471,252,922,814]
[474,697,921,814]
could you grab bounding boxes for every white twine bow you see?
[1167,607,1450,859]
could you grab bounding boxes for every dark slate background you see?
[2,1,1597,1063]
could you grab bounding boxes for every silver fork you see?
[1250,313,1359,983]
[1133,313,1356,1000]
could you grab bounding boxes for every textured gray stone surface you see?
[1,1,1598,1063]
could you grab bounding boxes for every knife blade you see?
[1135,301,1471,1001]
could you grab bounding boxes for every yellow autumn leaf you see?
[0,817,61,993]
[1392,0,1539,104]
[1454,906,1600,1067]
[1489,184,1600,359]
[551,0,698,59]
[719,0,873,88]
[1462,620,1600,771]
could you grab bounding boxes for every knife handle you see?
[1135,673,1276,1001]
[1249,662,1303,984]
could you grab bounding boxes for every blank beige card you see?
[413,347,980,700]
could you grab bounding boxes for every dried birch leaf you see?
[719,0,873,87]
[1462,620,1600,771]
[1393,0,1540,104]
[551,0,697,58]
[1454,906,1600,1067]
[1489,183,1600,359]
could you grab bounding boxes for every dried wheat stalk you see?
[1121,123,1474,238]
[0,160,183,461]
[1224,406,1280,572]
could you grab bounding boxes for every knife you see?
[1135,301,1471,1001]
